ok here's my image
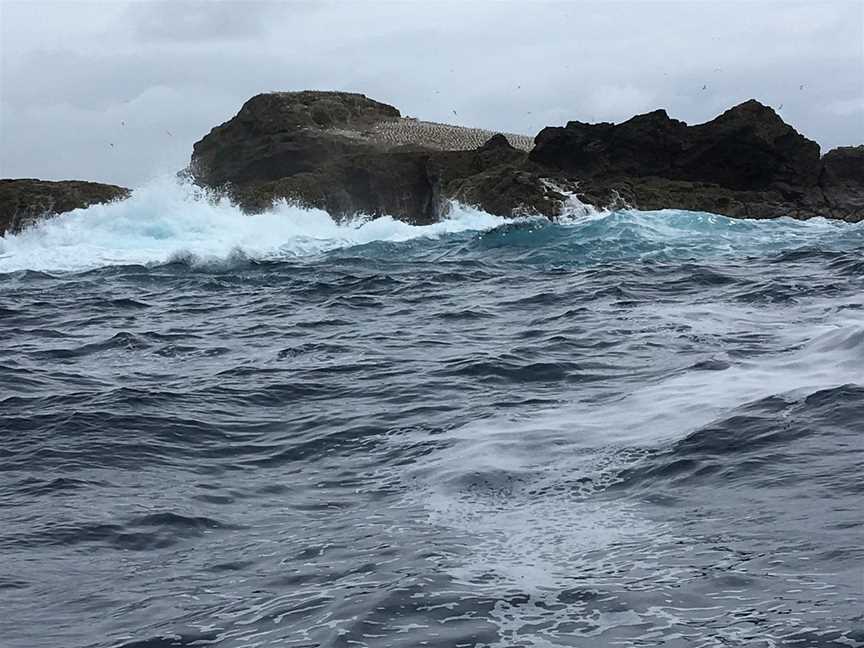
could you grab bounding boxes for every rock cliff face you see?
[0,179,130,236]
[189,91,863,223]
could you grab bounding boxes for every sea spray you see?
[0,176,508,273]
[3,175,864,275]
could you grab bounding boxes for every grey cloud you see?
[1,0,862,186]
[3,47,283,111]
[124,1,300,43]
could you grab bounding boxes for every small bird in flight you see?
[166,130,173,137]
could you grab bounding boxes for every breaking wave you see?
[3,172,863,646]
[1,176,862,274]
[0,177,506,273]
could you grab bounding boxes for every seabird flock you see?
[330,118,534,152]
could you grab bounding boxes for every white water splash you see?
[1,176,860,274]
[0,176,507,273]
[544,179,612,224]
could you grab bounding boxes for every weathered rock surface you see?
[531,101,863,221]
[190,91,558,223]
[818,146,864,221]
[189,91,863,224]
[0,179,130,236]
[532,101,822,190]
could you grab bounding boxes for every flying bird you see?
[166,130,173,137]
[799,84,805,90]
[120,120,125,126]
[702,85,707,90]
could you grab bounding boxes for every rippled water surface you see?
[1,184,862,647]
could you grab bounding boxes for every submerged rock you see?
[0,179,130,236]
[189,91,863,223]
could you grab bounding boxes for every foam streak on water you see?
[1,178,862,648]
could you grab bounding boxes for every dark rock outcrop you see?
[822,146,864,186]
[529,100,863,221]
[0,179,130,236]
[531,101,822,191]
[189,91,862,223]
[190,91,571,222]
[818,146,864,221]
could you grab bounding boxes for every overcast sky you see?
[1,0,862,188]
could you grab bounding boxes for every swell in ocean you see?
[1,178,862,647]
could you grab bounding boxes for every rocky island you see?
[2,91,862,235]
[189,91,863,224]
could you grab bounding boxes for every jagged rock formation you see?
[531,101,863,221]
[0,179,130,236]
[190,91,863,224]
[532,101,822,189]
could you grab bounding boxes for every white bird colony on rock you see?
[328,118,534,152]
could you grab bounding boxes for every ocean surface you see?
[1,179,862,648]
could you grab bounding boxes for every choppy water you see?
[1,180,862,647]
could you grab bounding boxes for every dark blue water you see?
[1,198,862,647]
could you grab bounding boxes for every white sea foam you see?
[397,302,864,645]
[545,180,611,224]
[0,176,507,273]
[1,176,860,275]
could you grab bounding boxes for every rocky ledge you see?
[189,91,863,224]
[0,179,130,236]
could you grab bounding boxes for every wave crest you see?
[1,176,862,273]
[0,176,507,273]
